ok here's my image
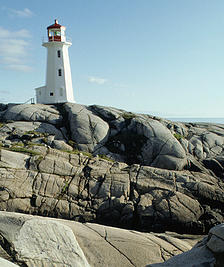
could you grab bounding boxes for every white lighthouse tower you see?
[35,20,75,104]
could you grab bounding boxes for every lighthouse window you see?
[57,50,61,58]
[50,92,54,96]
[58,69,62,76]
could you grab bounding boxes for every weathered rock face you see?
[0,211,202,267]
[0,104,62,125]
[0,147,223,234]
[0,103,224,234]
[64,103,110,152]
[149,223,224,267]
[0,103,188,170]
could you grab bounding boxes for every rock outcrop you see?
[0,103,224,266]
[0,146,223,234]
[0,211,202,267]
[0,103,224,234]
[149,223,224,267]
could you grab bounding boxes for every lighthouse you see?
[35,20,75,104]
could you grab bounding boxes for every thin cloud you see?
[0,27,30,38]
[0,26,32,72]
[0,90,10,95]
[3,7,34,18]
[88,76,108,85]
[6,64,32,72]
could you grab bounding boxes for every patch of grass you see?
[25,130,48,137]
[121,112,136,120]
[27,142,45,147]
[8,146,41,156]
[12,142,24,147]
[80,151,93,158]
[98,154,115,162]
[0,123,4,128]
[61,149,93,158]
[61,180,70,194]
[42,137,48,144]
[174,133,184,141]
[68,140,76,147]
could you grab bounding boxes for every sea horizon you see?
[167,117,224,124]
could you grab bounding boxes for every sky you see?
[0,0,224,118]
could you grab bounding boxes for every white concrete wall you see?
[35,86,46,104]
[36,40,75,104]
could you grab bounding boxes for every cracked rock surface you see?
[0,103,224,233]
[0,211,202,267]
[149,223,224,267]
[0,146,223,234]
[1,103,224,172]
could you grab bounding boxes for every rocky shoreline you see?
[0,103,224,266]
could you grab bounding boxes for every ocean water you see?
[167,118,224,124]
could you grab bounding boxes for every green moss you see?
[58,179,70,200]
[121,112,136,120]
[98,154,114,162]
[0,123,4,128]
[27,142,45,147]
[42,137,48,144]
[81,151,93,158]
[25,130,48,137]
[174,133,184,141]
[61,180,70,194]
[12,142,24,147]
[60,149,93,158]
[8,147,41,156]
[68,140,76,147]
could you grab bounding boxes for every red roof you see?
[47,19,62,29]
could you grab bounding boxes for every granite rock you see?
[0,211,202,267]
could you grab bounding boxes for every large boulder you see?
[149,223,224,267]
[0,104,62,125]
[0,121,64,142]
[0,212,90,267]
[0,258,19,267]
[128,118,187,170]
[101,113,187,170]
[0,211,202,267]
[64,103,110,152]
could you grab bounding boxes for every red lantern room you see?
[47,19,66,42]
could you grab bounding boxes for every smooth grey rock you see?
[208,223,224,240]
[1,104,62,125]
[127,117,187,170]
[52,140,73,151]
[148,244,215,266]
[148,223,224,266]
[0,211,201,267]
[0,212,90,267]
[207,223,224,253]
[0,149,30,169]
[89,104,124,120]
[64,103,109,152]
[14,219,90,267]
[0,258,19,267]
[206,234,224,254]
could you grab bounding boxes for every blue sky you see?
[0,0,224,118]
